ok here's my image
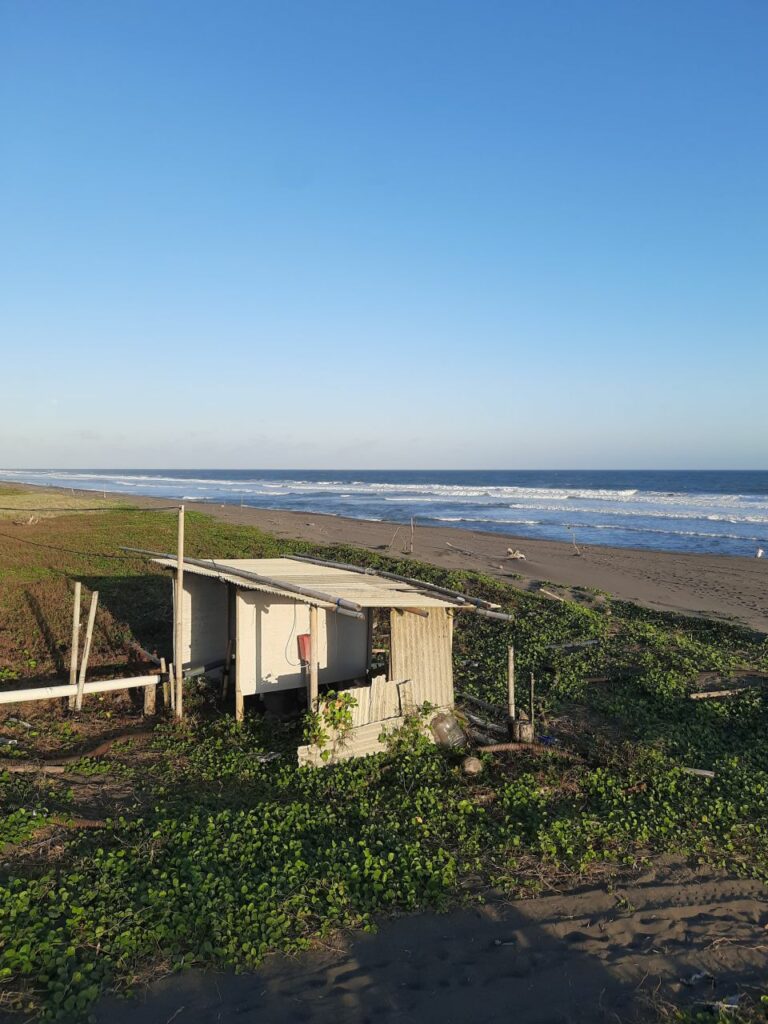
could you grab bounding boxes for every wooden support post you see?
[75,591,99,711]
[175,505,185,720]
[409,516,415,554]
[309,604,319,712]
[235,669,244,723]
[507,645,515,721]
[168,662,175,712]
[67,582,82,710]
[160,657,169,709]
[221,638,234,700]
[143,679,156,715]
[366,609,374,672]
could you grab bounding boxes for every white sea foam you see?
[1,468,766,554]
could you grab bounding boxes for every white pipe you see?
[0,675,160,705]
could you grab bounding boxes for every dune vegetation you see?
[0,491,767,1020]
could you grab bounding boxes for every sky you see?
[1,0,766,470]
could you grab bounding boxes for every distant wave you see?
[2,467,767,556]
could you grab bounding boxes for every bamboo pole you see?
[75,591,99,711]
[175,505,184,720]
[67,582,82,711]
[168,662,175,712]
[507,645,515,721]
[309,604,319,713]
[529,672,535,730]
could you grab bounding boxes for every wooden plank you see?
[67,582,82,711]
[690,688,747,700]
[75,591,99,711]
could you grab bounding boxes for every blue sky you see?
[1,0,766,469]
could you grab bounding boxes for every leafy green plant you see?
[303,690,357,761]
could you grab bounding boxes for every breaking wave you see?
[1,468,767,556]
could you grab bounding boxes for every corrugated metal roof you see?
[152,556,459,609]
[390,607,454,709]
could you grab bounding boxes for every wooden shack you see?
[152,553,506,764]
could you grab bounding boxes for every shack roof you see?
[152,556,462,610]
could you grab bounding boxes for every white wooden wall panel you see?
[235,593,368,695]
[181,575,229,669]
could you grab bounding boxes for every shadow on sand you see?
[91,861,767,1024]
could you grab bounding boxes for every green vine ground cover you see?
[0,507,767,1019]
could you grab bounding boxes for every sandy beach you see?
[11,482,768,634]
[92,858,768,1024]
[195,503,768,634]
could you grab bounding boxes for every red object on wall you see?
[297,633,312,664]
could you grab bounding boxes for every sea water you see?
[1,468,767,557]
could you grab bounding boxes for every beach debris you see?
[462,709,507,737]
[511,720,534,743]
[456,691,506,718]
[0,737,19,747]
[506,548,526,560]
[681,767,716,779]
[510,672,536,742]
[544,639,600,651]
[431,712,467,749]
[539,587,566,602]
[568,527,582,556]
[680,971,714,987]
[462,755,483,776]
[708,993,745,1012]
[690,688,748,700]
[477,740,573,757]
[6,718,32,729]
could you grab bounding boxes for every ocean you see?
[1,468,767,558]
